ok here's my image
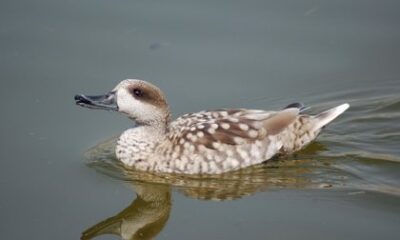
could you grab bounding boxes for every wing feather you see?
[167,108,298,150]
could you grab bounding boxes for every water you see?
[1,0,400,239]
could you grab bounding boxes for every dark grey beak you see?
[74,92,118,111]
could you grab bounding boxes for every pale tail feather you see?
[312,103,350,131]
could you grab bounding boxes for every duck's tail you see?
[278,103,349,154]
[312,103,350,131]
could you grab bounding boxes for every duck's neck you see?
[137,123,167,136]
[133,110,171,133]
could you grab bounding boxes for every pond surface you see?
[1,0,400,239]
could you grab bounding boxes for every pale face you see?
[114,79,169,124]
[75,79,170,125]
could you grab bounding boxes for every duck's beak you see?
[74,92,118,111]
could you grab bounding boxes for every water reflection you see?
[81,183,171,240]
[81,141,326,239]
[81,137,351,239]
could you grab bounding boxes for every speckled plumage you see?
[76,79,349,174]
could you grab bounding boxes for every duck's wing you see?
[167,108,299,150]
[159,108,300,173]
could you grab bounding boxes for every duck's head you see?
[75,79,170,126]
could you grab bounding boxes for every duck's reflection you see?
[81,137,342,239]
[81,183,171,240]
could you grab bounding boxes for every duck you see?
[75,79,349,174]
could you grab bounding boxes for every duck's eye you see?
[132,88,143,97]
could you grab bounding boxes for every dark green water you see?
[1,0,400,239]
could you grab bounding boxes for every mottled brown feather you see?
[167,108,299,152]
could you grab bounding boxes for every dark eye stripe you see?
[127,84,168,109]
